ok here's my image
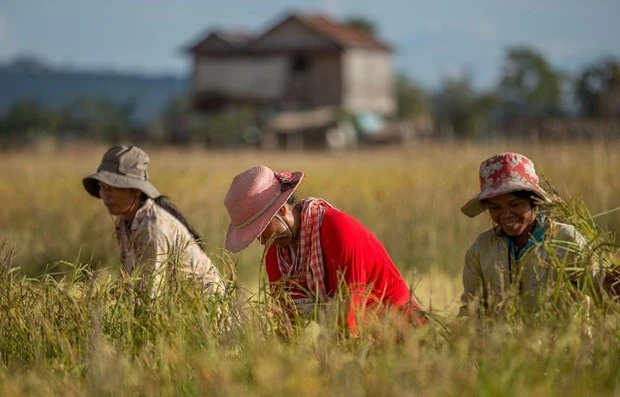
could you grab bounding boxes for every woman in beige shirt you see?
[459,152,597,317]
[83,145,224,298]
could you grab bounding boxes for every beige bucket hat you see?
[82,145,160,199]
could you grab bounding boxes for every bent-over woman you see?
[223,165,426,333]
[83,145,224,297]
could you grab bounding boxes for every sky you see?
[1,0,619,90]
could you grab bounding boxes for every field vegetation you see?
[0,140,619,396]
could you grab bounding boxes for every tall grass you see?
[0,141,619,395]
[0,241,618,396]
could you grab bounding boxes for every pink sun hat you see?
[224,165,305,253]
[461,152,550,218]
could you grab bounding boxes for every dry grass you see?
[0,140,619,395]
[2,141,619,306]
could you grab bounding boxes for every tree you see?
[157,95,192,144]
[395,73,429,120]
[432,72,497,139]
[66,97,137,143]
[499,46,563,120]
[575,57,620,119]
[344,16,377,34]
[0,100,60,147]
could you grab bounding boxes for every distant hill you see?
[0,58,189,124]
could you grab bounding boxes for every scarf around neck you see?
[276,197,334,300]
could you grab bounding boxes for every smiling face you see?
[486,192,536,243]
[98,182,142,220]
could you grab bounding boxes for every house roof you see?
[187,12,392,54]
[292,13,392,51]
[214,31,254,47]
[186,31,254,53]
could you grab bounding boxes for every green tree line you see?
[398,48,620,140]
[1,46,618,148]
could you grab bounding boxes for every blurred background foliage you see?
[1,46,618,149]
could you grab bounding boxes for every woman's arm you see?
[131,228,171,298]
[459,243,484,317]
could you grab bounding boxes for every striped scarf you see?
[276,197,334,301]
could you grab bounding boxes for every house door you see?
[283,54,312,109]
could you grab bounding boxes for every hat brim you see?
[82,170,160,199]
[225,171,304,253]
[460,183,550,218]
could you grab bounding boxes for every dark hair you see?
[141,194,206,253]
[481,190,540,209]
[286,193,297,205]
[512,190,541,207]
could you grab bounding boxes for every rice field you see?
[0,140,619,396]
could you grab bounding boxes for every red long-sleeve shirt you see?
[265,206,424,331]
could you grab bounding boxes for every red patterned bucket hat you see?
[461,152,550,218]
[224,165,305,253]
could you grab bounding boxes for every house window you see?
[291,55,309,73]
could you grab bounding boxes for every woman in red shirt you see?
[224,165,426,333]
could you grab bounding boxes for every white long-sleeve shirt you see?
[115,198,224,297]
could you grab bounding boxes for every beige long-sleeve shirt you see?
[459,220,596,316]
[115,198,224,297]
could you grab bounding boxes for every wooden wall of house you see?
[307,54,342,107]
[341,49,395,115]
[193,55,288,101]
[280,53,342,109]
